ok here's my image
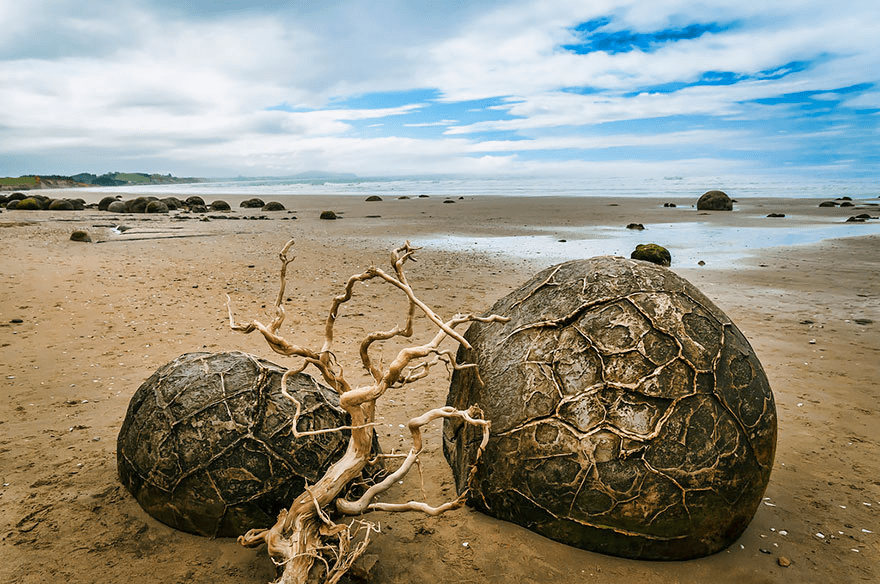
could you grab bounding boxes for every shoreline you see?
[1,194,878,583]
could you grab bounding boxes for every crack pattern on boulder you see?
[117,351,354,537]
[443,256,776,560]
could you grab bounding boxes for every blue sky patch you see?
[563,21,731,54]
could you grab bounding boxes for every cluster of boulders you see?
[1,192,86,210]
[0,192,287,214]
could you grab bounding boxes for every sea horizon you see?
[72,174,880,201]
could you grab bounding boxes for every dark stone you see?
[818,201,838,207]
[190,205,208,213]
[631,243,672,266]
[48,199,75,211]
[626,223,645,230]
[146,200,170,213]
[696,190,733,211]
[117,351,381,537]
[261,202,285,211]
[8,192,27,202]
[443,199,455,204]
[840,201,855,207]
[320,210,337,220]
[444,257,776,561]
[126,197,156,213]
[766,213,785,218]
[209,200,231,211]
[365,195,383,202]
[162,197,184,210]
[185,196,206,207]
[240,198,265,208]
[663,202,677,208]
[15,198,42,210]
[5,200,20,209]
[70,230,91,242]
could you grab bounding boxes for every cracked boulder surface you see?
[444,256,776,560]
[117,351,354,538]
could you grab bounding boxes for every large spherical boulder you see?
[118,351,376,537]
[444,256,776,560]
[240,198,266,208]
[697,190,733,211]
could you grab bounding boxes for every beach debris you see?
[697,189,733,211]
[320,210,338,220]
[630,243,671,266]
[222,239,507,584]
[69,230,91,243]
[778,556,792,567]
[626,223,645,230]
[445,256,776,561]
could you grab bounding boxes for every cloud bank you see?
[1,0,877,178]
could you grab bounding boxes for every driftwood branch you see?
[226,239,507,584]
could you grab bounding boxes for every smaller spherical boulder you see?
[320,210,337,220]
[210,200,231,211]
[70,230,92,242]
[15,197,43,210]
[631,243,671,266]
[118,351,381,537]
[240,198,265,208]
[145,200,169,213]
[262,201,286,211]
[99,196,120,211]
[48,199,76,211]
[697,190,733,211]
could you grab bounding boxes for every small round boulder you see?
[210,200,231,211]
[262,201,286,211]
[697,190,733,211]
[631,243,671,266]
[117,351,371,537]
[444,257,776,560]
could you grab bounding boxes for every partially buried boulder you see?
[107,201,128,213]
[240,198,265,208]
[145,200,169,213]
[210,200,231,211]
[117,351,381,537]
[70,230,91,242]
[444,256,777,561]
[631,243,671,266]
[262,201,286,211]
[320,210,337,220]
[696,190,733,211]
[48,199,75,211]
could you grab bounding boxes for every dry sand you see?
[1,192,878,583]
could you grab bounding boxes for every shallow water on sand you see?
[419,220,880,267]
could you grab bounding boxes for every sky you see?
[1,0,878,179]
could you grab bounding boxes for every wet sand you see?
[1,192,878,583]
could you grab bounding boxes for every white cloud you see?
[0,0,877,177]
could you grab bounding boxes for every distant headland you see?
[0,172,203,191]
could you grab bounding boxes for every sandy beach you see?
[1,191,878,583]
